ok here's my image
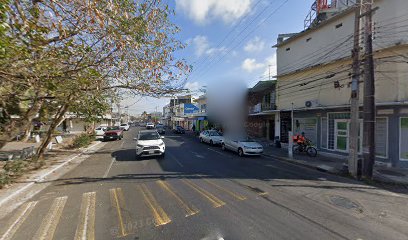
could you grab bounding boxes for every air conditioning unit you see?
[305,100,319,108]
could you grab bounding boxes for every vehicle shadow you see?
[50,133,408,195]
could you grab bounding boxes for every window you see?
[375,118,388,158]
[400,118,408,160]
[321,117,328,149]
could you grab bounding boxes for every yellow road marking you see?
[109,188,129,237]
[202,179,247,201]
[157,180,199,217]
[0,201,38,240]
[74,192,96,240]
[139,184,171,226]
[33,196,67,240]
[181,179,226,208]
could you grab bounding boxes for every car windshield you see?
[120,124,127,126]
[95,127,102,130]
[107,126,120,131]
[209,131,220,136]
[138,132,160,140]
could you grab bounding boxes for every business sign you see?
[184,104,200,115]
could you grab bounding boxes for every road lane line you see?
[156,180,199,217]
[33,196,67,240]
[74,192,96,240]
[207,148,229,157]
[109,188,128,237]
[202,179,247,201]
[181,179,226,208]
[139,184,171,226]
[167,152,184,167]
[103,158,115,178]
[0,201,38,240]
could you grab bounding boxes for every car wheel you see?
[238,148,244,157]
[210,140,214,146]
[200,137,203,143]
[221,143,226,151]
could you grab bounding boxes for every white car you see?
[135,130,165,158]
[146,122,155,129]
[199,130,223,146]
[222,137,263,157]
[94,126,107,139]
[120,123,130,131]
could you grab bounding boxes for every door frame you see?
[334,119,349,152]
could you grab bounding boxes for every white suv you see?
[135,130,165,158]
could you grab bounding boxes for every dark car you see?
[103,126,124,141]
[173,126,185,134]
[156,125,166,135]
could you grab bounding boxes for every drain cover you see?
[377,169,406,177]
[329,195,361,211]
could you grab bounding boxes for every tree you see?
[0,0,190,160]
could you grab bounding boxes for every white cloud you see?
[241,58,265,72]
[189,35,226,57]
[241,53,277,76]
[244,37,266,53]
[184,81,201,93]
[176,0,253,24]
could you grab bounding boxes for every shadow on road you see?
[47,132,408,195]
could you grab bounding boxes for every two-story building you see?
[275,0,408,167]
[247,81,277,141]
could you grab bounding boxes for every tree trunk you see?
[0,97,44,149]
[35,103,69,161]
[21,126,32,142]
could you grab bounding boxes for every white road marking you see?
[74,192,96,240]
[103,158,116,178]
[0,201,38,240]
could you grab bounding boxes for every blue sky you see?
[124,0,315,115]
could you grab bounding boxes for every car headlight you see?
[137,144,144,148]
[159,142,165,146]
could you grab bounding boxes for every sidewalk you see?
[260,142,408,186]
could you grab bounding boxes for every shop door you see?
[334,120,349,152]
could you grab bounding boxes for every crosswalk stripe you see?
[156,180,199,217]
[33,196,67,240]
[202,179,247,201]
[139,184,171,226]
[0,201,38,240]
[109,188,129,237]
[181,179,226,208]
[74,192,96,240]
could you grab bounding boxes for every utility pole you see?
[349,0,362,178]
[268,65,272,81]
[362,0,376,179]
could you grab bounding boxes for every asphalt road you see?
[1,127,408,240]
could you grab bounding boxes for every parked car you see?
[94,126,107,139]
[135,130,165,158]
[199,130,223,146]
[103,126,124,141]
[173,125,185,134]
[119,123,130,131]
[156,125,166,135]
[146,122,155,129]
[222,136,263,157]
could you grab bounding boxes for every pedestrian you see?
[192,124,196,132]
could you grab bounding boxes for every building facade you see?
[275,0,408,167]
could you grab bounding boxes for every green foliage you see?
[71,134,93,149]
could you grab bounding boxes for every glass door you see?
[335,120,349,152]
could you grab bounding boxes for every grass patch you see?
[71,133,94,149]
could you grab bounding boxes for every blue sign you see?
[184,104,200,114]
